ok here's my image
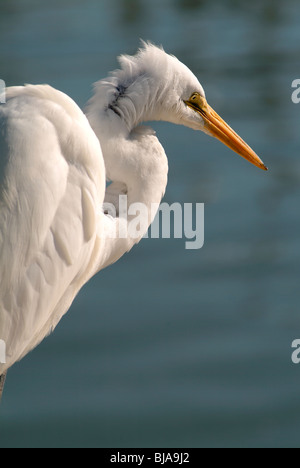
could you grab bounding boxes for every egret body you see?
[0,43,267,399]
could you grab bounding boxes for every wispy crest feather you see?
[88,42,203,131]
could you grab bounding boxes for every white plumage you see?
[0,43,266,389]
[0,85,106,371]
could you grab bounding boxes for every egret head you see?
[92,42,267,171]
[133,43,267,171]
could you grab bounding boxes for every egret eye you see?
[184,92,203,109]
[185,93,207,111]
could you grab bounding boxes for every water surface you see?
[0,0,300,448]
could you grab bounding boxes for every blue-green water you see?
[1,0,300,448]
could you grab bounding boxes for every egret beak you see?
[185,94,268,171]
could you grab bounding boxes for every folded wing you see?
[0,85,106,372]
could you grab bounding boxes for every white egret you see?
[0,43,267,400]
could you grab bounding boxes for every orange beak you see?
[185,94,268,171]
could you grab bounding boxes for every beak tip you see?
[258,160,268,172]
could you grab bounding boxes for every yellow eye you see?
[185,93,207,111]
[190,93,199,101]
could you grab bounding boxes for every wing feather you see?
[0,85,105,372]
